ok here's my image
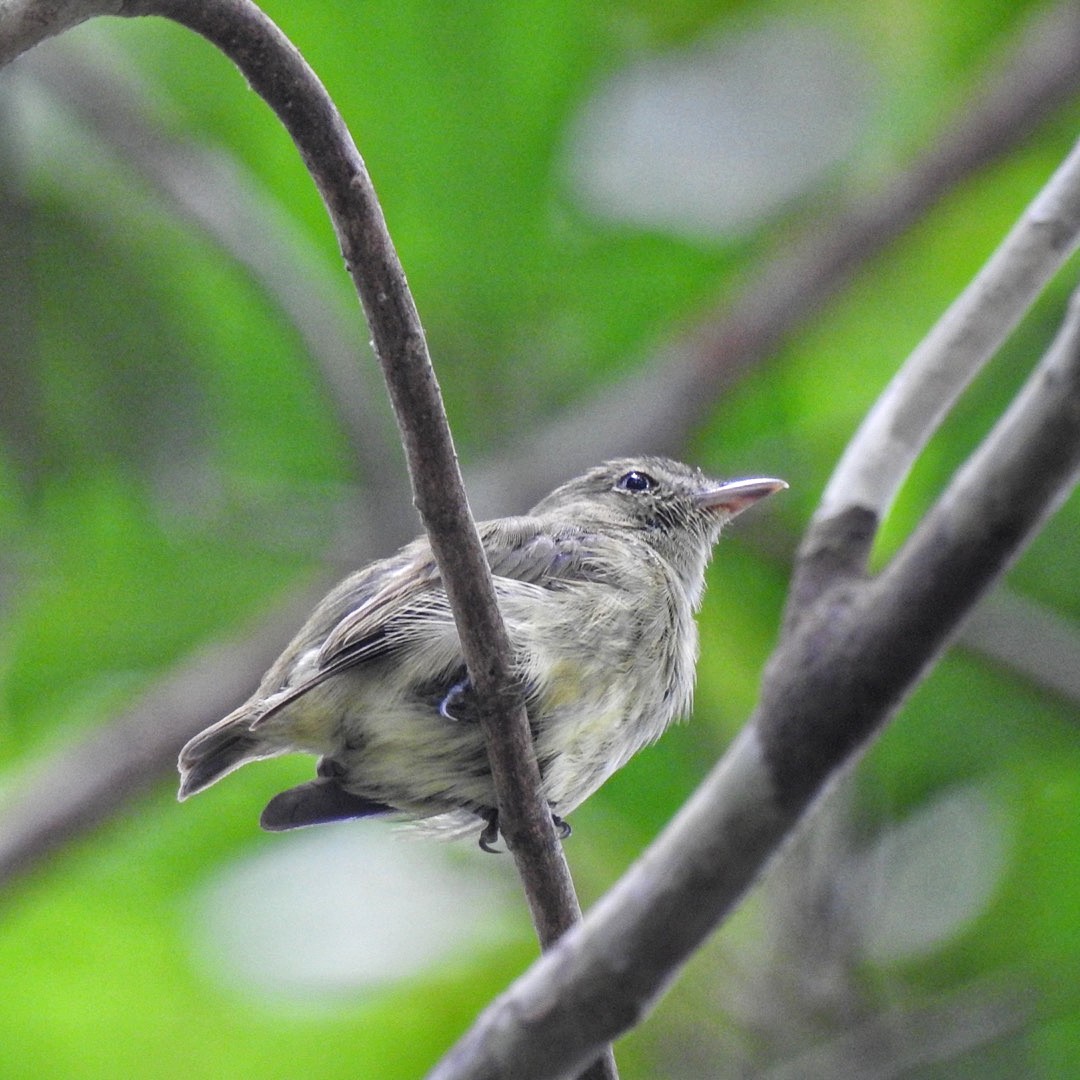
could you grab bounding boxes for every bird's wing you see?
[247,517,605,730]
[245,543,445,730]
[316,516,602,670]
[483,517,605,585]
[315,547,445,670]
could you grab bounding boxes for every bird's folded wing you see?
[317,516,604,670]
[246,518,608,732]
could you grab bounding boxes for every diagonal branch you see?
[426,233,1080,1080]
[760,287,1080,805]
[816,135,1080,529]
[490,0,1080,489]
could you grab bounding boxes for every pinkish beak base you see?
[697,477,788,518]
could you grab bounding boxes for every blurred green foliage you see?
[1,0,1079,1077]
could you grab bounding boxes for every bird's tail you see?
[177,707,274,800]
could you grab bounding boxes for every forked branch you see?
[428,179,1080,1080]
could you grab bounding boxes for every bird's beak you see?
[696,477,788,518]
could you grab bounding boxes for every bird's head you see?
[531,456,786,594]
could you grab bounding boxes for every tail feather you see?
[260,778,393,831]
[177,711,268,800]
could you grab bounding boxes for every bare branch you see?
[100,6,616,1071]
[762,289,1080,794]
[2,0,601,1008]
[487,0,1080,493]
[427,260,1080,1080]
[109,0,596,967]
[818,135,1080,526]
[428,726,787,1080]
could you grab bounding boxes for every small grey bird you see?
[178,457,785,848]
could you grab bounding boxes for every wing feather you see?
[249,516,609,729]
[318,517,604,666]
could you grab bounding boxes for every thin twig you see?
[114,4,615,1071]
[817,135,1080,527]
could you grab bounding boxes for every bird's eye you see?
[616,470,655,493]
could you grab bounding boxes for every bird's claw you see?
[478,808,501,853]
[476,808,571,852]
[439,678,472,722]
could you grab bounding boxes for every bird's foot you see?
[478,808,501,853]
[476,808,571,852]
[439,678,473,722]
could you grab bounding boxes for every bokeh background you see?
[1,1,1079,1077]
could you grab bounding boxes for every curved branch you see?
[111,0,591,956]
[2,0,591,975]
[760,288,1080,802]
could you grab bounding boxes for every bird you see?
[177,457,785,849]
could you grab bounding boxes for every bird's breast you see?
[511,571,697,815]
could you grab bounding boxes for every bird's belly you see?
[324,656,672,820]
[283,578,690,822]
[530,657,673,816]
[314,673,496,815]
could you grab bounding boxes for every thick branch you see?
[427,278,1080,1080]
[760,291,1080,802]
